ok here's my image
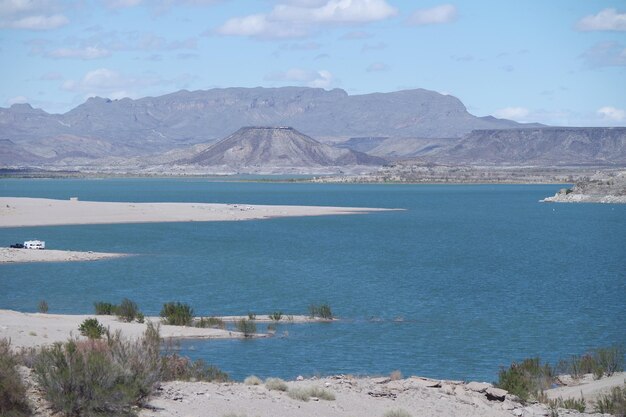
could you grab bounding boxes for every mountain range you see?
[1,86,624,171]
[0,87,532,165]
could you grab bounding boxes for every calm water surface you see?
[1,179,624,382]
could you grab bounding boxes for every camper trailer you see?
[24,240,45,249]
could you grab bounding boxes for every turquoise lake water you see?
[1,179,625,382]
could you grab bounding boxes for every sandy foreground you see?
[0,310,324,349]
[0,197,397,228]
[136,374,625,417]
[0,247,127,264]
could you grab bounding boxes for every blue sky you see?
[0,0,625,126]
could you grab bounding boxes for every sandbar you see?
[0,247,126,264]
[0,197,397,228]
[0,310,254,349]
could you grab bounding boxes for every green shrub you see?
[595,384,626,416]
[496,357,554,402]
[136,312,145,323]
[595,346,624,377]
[556,346,624,379]
[34,324,161,417]
[248,312,256,320]
[547,396,586,412]
[78,318,106,339]
[38,300,48,313]
[94,301,117,315]
[195,316,225,329]
[309,303,333,319]
[383,409,412,417]
[244,375,262,385]
[117,298,140,322]
[269,311,283,321]
[161,354,228,382]
[160,302,193,326]
[265,377,288,391]
[288,386,335,401]
[235,319,256,337]
[0,339,31,417]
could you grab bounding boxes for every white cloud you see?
[408,4,457,26]
[265,68,334,88]
[3,13,68,29]
[62,68,143,99]
[580,41,626,67]
[576,8,626,32]
[6,95,29,106]
[366,62,388,72]
[61,68,194,100]
[597,106,626,122]
[48,46,111,60]
[216,0,397,39]
[493,107,530,121]
[101,0,143,8]
[0,1,69,30]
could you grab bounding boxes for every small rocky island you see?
[542,170,626,204]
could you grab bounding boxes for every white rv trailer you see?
[24,240,45,249]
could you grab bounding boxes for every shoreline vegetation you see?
[1,299,623,416]
[1,320,624,417]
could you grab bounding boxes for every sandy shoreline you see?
[135,373,624,417]
[0,310,326,349]
[0,197,398,228]
[0,247,127,264]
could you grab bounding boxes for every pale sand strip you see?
[139,376,615,417]
[0,310,330,349]
[0,197,398,228]
[0,248,126,264]
[0,310,253,349]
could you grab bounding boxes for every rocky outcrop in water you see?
[541,170,626,203]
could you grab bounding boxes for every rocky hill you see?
[175,126,384,171]
[426,127,626,166]
[0,87,533,166]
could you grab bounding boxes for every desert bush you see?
[195,316,225,329]
[390,370,403,381]
[309,303,333,319]
[78,318,106,339]
[496,357,554,402]
[289,386,335,401]
[244,375,262,385]
[547,396,586,413]
[235,319,256,337]
[595,346,624,377]
[160,302,193,326]
[556,346,624,379]
[383,409,412,417]
[269,311,283,321]
[38,299,48,313]
[94,301,117,315]
[117,298,140,322]
[595,384,626,416]
[287,387,311,401]
[161,354,228,382]
[34,323,161,417]
[265,377,288,391]
[248,312,256,320]
[0,339,31,417]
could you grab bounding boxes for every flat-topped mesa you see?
[176,126,385,168]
